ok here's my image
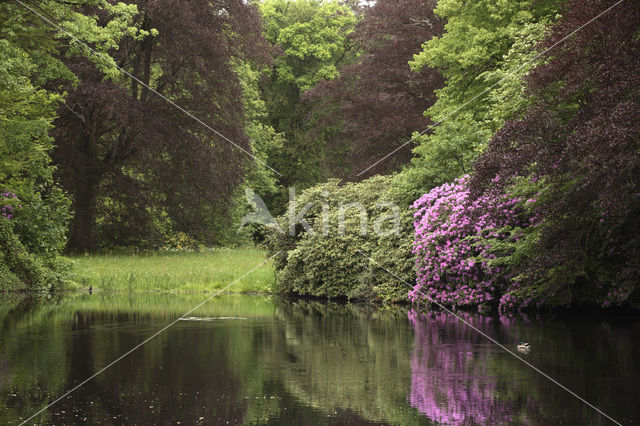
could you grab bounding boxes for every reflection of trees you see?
[2,296,639,424]
[0,294,272,424]
[271,300,429,424]
[408,311,640,425]
[0,295,396,424]
[0,296,71,424]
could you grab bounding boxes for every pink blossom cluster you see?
[411,176,525,312]
[599,281,634,307]
[1,191,20,220]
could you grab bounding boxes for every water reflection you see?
[0,294,638,424]
[409,312,521,424]
[408,310,640,425]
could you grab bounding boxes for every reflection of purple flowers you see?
[1,191,21,220]
[411,176,528,313]
[408,311,524,425]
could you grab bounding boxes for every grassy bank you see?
[71,248,274,293]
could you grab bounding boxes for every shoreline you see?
[4,288,639,319]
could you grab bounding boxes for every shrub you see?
[487,176,640,311]
[11,186,70,256]
[470,0,640,310]
[411,176,529,313]
[266,175,414,303]
[0,218,69,292]
[162,231,202,251]
[413,173,640,313]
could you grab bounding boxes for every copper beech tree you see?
[53,0,269,251]
[306,0,444,179]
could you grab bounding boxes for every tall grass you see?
[71,248,275,293]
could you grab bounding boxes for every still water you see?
[0,293,638,425]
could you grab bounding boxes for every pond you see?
[0,293,638,424]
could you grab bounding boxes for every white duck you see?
[517,342,531,353]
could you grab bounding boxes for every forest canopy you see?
[1,0,639,311]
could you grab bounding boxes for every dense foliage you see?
[306,0,444,178]
[401,0,559,194]
[266,0,640,310]
[469,0,640,309]
[267,175,413,303]
[52,0,268,251]
[258,0,357,204]
[0,217,69,291]
[0,0,136,289]
[263,0,448,304]
[2,0,639,311]
[409,0,640,312]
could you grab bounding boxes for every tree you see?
[401,0,559,197]
[471,0,640,308]
[236,61,284,204]
[305,0,444,180]
[52,0,269,251]
[258,0,357,195]
[0,0,137,287]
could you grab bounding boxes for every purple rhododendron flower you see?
[1,191,20,220]
[411,176,529,313]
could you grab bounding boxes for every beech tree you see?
[403,0,559,195]
[306,0,444,179]
[258,0,357,193]
[53,0,268,251]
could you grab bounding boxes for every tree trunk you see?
[68,158,101,253]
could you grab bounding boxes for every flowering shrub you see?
[411,176,529,313]
[468,0,640,310]
[1,192,21,220]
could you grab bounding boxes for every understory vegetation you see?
[1,0,639,312]
[265,0,640,312]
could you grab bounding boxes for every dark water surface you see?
[0,293,638,425]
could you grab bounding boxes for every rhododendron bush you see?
[411,176,535,313]
[469,0,640,309]
[412,172,639,312]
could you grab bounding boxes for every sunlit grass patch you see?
[71,248,274,293]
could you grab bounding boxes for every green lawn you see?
[71,248,275,293]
